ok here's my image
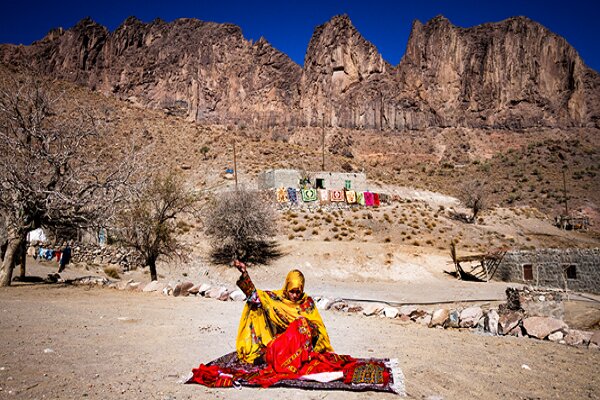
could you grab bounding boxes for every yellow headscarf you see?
[236,270,333,364]
[283,269,304,296]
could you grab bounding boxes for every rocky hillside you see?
[1,14,598,130]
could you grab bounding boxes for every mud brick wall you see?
[494,248,600,294]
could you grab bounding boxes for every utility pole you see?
[233,140,238,190]
[321,112,325,171]
[562,168,568,217]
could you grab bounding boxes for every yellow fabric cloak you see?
[236,271,333,364]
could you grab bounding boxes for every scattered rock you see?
[430,309,449,328]
[563,330,592,346]
[382,307,399,319]
[198,284,212,296]
[547,331,564,342]
[486,309,500,336]
[417,314,432,326]
[187,284,201,295]
[179,281,195,296]
[522,317,568,339]
[507,325,523,337]
[409,309,429,321]
[498,311,523,335]
[459,307,483,328]
[316,297,334,310]
[445,309,460,328]
[229,289,246,302]
[142,281,165,292]
[362,304,384,317]
[346,305,363,313]
[398,305,418,317]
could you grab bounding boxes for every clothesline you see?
[275,187,395,207]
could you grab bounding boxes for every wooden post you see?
[233,140,238,190]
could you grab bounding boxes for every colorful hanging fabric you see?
[373,193,380,207]
[345,190,357,204]
[330,190,345,202]
[276,187,289,203]
[301,189,318,202]
[364,192,374,207]
[356,192,365,206]
[318,189,329,203]
[287,187,298,203]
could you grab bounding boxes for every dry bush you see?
[205,189,281,264]
[103,266,120,279]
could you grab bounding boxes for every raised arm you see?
[233,260,256,297]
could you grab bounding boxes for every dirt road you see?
[0,284,598,400]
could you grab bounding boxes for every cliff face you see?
[398,16,599,129]
[0,17,302,125]
[1,14,598,130]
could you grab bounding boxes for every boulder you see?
[180,281,195,296]
[142,281,165,292]
[207,287,229,300]
[522,317,568,339]
[382,307,399,319]
[316,297,334,310]
[547,331,564,342]
[409,309,429,321]
[564,330,593,346]
[198,283,212,296]
[498,311,523,335]
[126,281,142,291]
[508,325,523,337]
[459,307,483,328]
[346,305,363,313]
[486,310,500,336]
[417,314,432,326]
[430,309,449,328]
[398,305,418,317]
[229,289,247,302]
[187,284,201,295]
[331,301,349,312]
[362,304,384,317]
[445,309,460,328]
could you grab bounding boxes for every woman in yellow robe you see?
[233,260,333,364]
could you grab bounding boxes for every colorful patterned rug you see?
[186,351,405,395]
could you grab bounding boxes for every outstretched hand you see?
[233,259,247,274]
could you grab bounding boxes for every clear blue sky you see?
[1,0,598,72]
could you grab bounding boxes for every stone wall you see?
[494,248,600,294]
[257,169,368,191]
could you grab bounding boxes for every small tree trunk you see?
[19,240,27,278]
[148,257,158,281]
[0,235,22,287]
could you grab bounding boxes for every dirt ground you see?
[1,265,599,400]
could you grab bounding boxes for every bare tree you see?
[205,189,281,264]
[113,172,197,281]
[458,181,488,223]
[0,76,133,286]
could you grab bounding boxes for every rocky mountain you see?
[1,14,598,130]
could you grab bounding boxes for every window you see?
[316,178,325,189]
[522,264,533,281]
[565,265,577,280]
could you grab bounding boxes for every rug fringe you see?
[385,358,406,396]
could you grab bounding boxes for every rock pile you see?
[64,277,600,350]
[314,287,600,350]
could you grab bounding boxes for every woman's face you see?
[287,288,303,302]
